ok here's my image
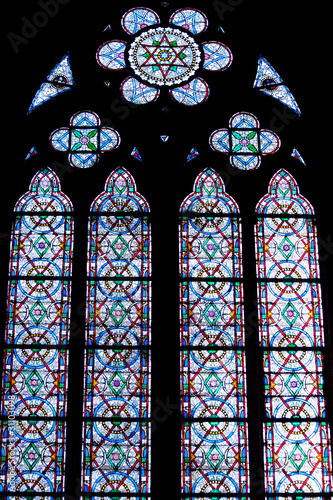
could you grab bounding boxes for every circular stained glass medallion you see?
[128,27,201,86]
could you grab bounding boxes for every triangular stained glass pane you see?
[27,53,75,114]
[186,147,199,162]
[253,56,301,115]
[25,146,38,160]
[291,148,306,165]
[131,147,143,162]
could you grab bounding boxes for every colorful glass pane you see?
[0,168,73,494]
[180,168,249,496]
[81,168,151,497]
[255,169,332,496]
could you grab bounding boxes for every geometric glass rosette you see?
[180,168,249,497]
[81,167,151,498]
[0,168,74,494]
[255,169,332,497]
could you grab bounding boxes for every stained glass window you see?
[81,167,151,498]
[0,168,73,495]
[255,169,332,497]
[179,168,249,497]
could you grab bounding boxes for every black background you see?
[1,0,332,497]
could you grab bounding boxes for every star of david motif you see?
[139,33,190,79]
[129,27,201,86]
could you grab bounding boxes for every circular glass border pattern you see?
[128,27,201,86]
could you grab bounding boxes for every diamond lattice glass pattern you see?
[255,169,332,496]
[180,168,249,496]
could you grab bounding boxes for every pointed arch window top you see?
[180,167,239,214]
[14,168,73,213]
[91,167,150,213]
[256,168,314,215]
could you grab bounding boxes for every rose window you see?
[96,7,233,106]
[128,27,201,86]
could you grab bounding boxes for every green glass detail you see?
[110,302,127,326]
[202,237,219,259]
[247,131,256,140]
[33,234,50,257]
[203,303,221,326]
[111,235,128,258]
[206,444,225,470]
[289,443,307,471]
[247,143,258,153]
[285,373,303,396]
[278,236,295,259]
[26,369,44,396]
[34,273,45,285]
[87,142,97,151]
[108,372,126,397]
[282,301,299,326]
[22,443,41,469]
[73,129,83,138]
[204,372,222,397]
[106,444,126,470]
[29,301,47,325]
